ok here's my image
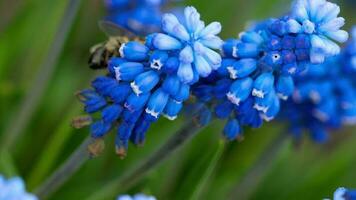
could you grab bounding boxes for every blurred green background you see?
[0,0,356,199]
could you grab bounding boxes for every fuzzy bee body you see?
[88,21,141,70]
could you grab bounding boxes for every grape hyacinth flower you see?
[77,6,222,157]
[280,27,356,143]
[0,175,38,200]
[117,194,156,200]
[105,0,178,35]
[334,187,356,200]
[191,0,348,141]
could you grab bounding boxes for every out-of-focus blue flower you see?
[0,175,37,200]
[334,187,356,200]
[291,0,348,63]
[105,0,181,35]
[117,194,156,200]
[78,6,222,157]
[191,0,347,141]
[280,27,356,143]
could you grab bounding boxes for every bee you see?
[88,21,143,70]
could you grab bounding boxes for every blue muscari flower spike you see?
[280,27,356,143]
[0,175,38,200]
[117,194,156,200]
[191,0,348,141]
[78,6,222,157]
[334,187,356,200]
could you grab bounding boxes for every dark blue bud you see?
[109,83,131,103]
[163,57,179,74]
[108,57,126,76]
[218,58,235,76]
[122,109,143,125]
[252,73,275,98]
[163,99,182,120]
[91,76,117,97]
[173,84,190,103]
[295,34,311,49]
[234,43,260,58]
[276,75,294,100]
[238,109,263,128]
[102,104,123,123]
[227,77,253,105]
[309,123,328,143]
[131,117,151,145]
[215,100,234,119]
[150,50,169,70]
[90,120,111,138]
[269,20,287,36]
[295,49,309,61]
[117,122,135,148]
[146,89,169,118]
[222,38,239,58]
[113,62,144,81]
[266,35,282,50]
[282,50,296,64]
[213,78,233,99]
[236,97,254,114]
[282,35,295,50]
[125,92,150,111]
[228,58,257,79]
[223,119,241,140]
[131,70,160,95]
[120,41,149,61]
[78,90,107,113]
[193,85,213,102]
[162,75,181,96]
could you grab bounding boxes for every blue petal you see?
[177,62,194,84]
[252,73,275,98]
[114,62,144,81]
[102,104,123,123]
[163,99,183,120]
[227,77,253,105]
[125,92,150,111]
[131,71,160,95]
[162,75,181,96]
[276,75,294,100]
[120,41,149,61]
[227,58,257,79]
[146,89,169,118]
[153,33,182,50]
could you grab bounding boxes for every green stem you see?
[86,120,203,200]
[0,0,81,151]
[34,136,92,199]
[228,132,289,200]
[190,140,226,200]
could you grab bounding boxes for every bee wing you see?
[98,20,137,39]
